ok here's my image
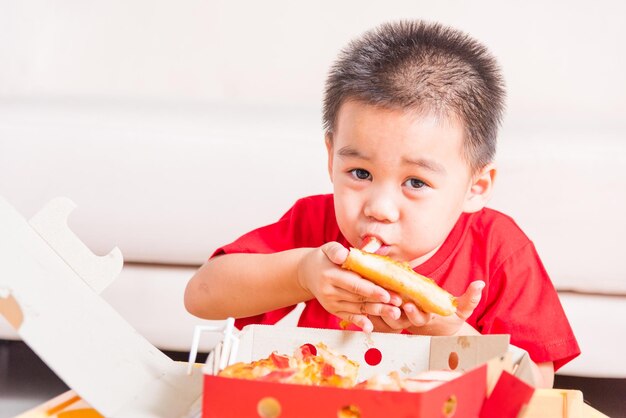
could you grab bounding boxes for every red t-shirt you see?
[213,194,580,371]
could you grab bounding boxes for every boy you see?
[185,20,580,388]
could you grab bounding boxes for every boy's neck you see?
[409,244,442,269]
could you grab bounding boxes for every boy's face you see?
[326,100,491,267]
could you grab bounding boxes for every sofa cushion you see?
[556,292,626,378]
[1,102,624,295]
[490,126,626,294]
[0,100,330,266]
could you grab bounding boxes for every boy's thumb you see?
[320,242,349,266]
[455,280,486,320]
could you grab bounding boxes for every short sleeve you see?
[476,242,580,371]
[209,195,338,329]
[212,195,335,258]
[211,204,298,257]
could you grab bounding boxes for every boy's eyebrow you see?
[337,145,446,174]
[403,157,447,174]
[337,146,370,160]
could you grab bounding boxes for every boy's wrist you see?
[295,247,316,298]
[452,321,480,336]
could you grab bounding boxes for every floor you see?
[0,340,624,417]
[0,341,70,418]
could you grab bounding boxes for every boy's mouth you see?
[361,236,392,256]
[374,244,392,256]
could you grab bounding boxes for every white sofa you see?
[1,1,625,380]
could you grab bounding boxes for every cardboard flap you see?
[237,325,433,380]
[512,352,536,385]
[0,196,202,417]
[29,197,122,294]
[505,343,539,387]
[429,335,510,372]
[485,352,514,396]
[480,370,535,418]
[520,389,586,418]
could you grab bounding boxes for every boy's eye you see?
[404,178,427,189]
[350,168,371,180]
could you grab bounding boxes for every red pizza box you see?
[204,365,486,418]
[200,325,535,418]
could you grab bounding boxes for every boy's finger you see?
[337,312,374,333]
[340,301,401,319]
[321,241,349,266]
[404,303,433,327]
[374,314,410,333]
[369,316,403,333]
[455,280,486,320]
[387,290,404,307]
[333,272,391,303]
[333,286,391,305]
[380,310,412,330]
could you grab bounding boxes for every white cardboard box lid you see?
[222,324,534,384]
[0,196,202,418]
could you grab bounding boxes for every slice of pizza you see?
[218,343,359,388]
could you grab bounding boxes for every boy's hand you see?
[297,242,402,332]
[369,281,486,335]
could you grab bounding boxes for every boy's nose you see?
[363,191,400,223]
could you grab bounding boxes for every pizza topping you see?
[295,343,317,360]
[219,343,358,388]
[217,343,460,392]
[321,363,336,378]
[258,369,297,382]
[270,352,291,369]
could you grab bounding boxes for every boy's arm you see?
[184,249,313,320]
[184,243,398,329]
[536,361,555,388]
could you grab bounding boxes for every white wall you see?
[1,0,625,285]
[1,0,625,126]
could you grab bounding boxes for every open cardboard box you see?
[0,197,607,418]
[198,324,536,418]
[198,320,607,418]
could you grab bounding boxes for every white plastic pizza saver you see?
[187,317,239,376]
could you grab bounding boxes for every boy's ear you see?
[463,163,497,213]
[325,133,334,181]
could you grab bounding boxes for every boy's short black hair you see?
[323,20,506,172]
